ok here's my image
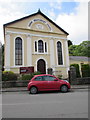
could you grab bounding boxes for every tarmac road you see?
[2,89,88,118]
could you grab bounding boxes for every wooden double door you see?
[37,59,46,74]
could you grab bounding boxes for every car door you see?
[34,76,48,90]
[43,76,60,90]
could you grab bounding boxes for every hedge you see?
[19,71,41,80]
[2,71,17,81]
[81,64,90,77]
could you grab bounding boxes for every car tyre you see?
[60,85,68,93]
[30,86,38,94]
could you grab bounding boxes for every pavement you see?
[1,85,89,92]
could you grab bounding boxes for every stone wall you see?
[2,77,90,88]
[76,77,90,85]
[2,80,30,88]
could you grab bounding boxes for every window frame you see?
[45,42,47,52]
[35,41,37,52]
[57,41,63,65]
[15,37,23,66]
[38,40,44,53]
[34,76,43,81]
[43,76,56,81]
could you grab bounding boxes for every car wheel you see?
[30,87,38,94]
[60,85,68,93]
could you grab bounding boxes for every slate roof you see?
[69,56,90,62]
[4,9,69,35]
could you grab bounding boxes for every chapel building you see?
[4,10,69,78]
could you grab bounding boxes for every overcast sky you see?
[0,0,89,45]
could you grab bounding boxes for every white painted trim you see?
[27,35,32,66]
[9,65,35,68]
[34,38,48,54]
[54,65,66,68]
[35,57,48,74]
[14,35,24,67]
[50,39,55,67]
[32,53,49,55]
[5,33,10,71]
[45,41,48,53]
[34,40,37,53]
[56,40,65,67]
[65,40,70,69]
[7,31,67,40]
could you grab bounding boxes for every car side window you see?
[34,76,42,81]
[43,76,55,81]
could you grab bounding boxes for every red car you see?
[27,74,70,94]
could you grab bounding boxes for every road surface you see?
[2,89,88,118]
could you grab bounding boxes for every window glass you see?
[57,41,63,65]
[35,41,37,52]
[45,42,47,52]
[34,76,42,81]
[38,40,44,53]
[43,76,55,81]
[15,37,22,65]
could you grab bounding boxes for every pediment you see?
[28,18,52,32]
[4,11,69,35]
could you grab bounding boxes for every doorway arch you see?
[37,59,46,74]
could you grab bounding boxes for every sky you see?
[0,0,89,45]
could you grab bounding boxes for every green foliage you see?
[70,64,81,78]
[21,74,34,80]
[20,71,41,80]
[69,41,90,57]
[81,64,90,77]
[33,71,41,75]
[68,40,73,47]
[69,45,78,56]
[2,71,17,81]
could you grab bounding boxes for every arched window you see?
[45,42,47,52]
[35,41,37,52]
[57,41,63,65]
[15,37,22,65]
[38,40,44,53]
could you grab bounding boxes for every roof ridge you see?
[4,10,69,35]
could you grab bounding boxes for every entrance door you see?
[37,59,46,74]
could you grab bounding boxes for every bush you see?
[81,64,90,77]
[33,71,41,75]
[21,74,34,80]
[2,71,17,81]
[70,64,81,78]
[20,71,41,80]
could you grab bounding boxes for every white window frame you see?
[56,40,65,67]
[14,35,24,67]
[34,38,48,54]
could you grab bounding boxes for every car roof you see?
[34,74,55,77]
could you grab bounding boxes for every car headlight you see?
[64,80,69,83]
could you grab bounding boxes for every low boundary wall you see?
[2,77,90,88]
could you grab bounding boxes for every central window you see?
[35,40,47,53]
[38,40,44,53]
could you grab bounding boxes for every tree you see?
[69,41,90,57]
[67,40,73,47]
[68,45,77,56]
